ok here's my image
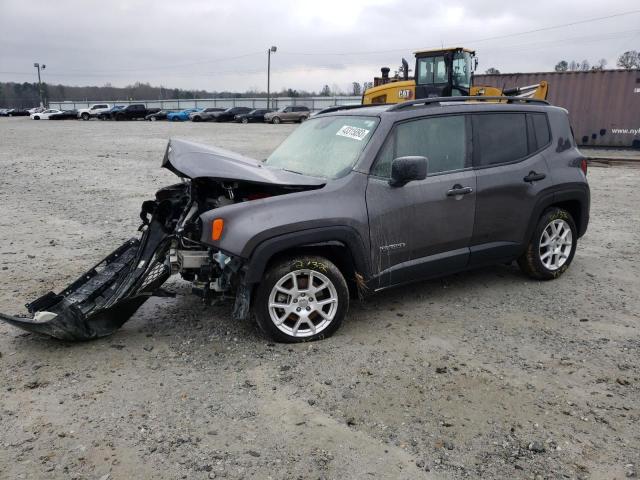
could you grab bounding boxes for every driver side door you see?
[365,114,476,288]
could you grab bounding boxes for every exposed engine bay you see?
[0,139,324,340]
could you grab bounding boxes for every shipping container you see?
[474,70,640,148]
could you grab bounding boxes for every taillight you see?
[580,158,588,176]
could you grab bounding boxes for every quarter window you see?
[530,113,551,149]
[372,115,467,177]
[473,113,528,167]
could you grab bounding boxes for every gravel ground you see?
[0,117,638,480]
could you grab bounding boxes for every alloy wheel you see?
[539,219,573,270]
[268,269,338,338]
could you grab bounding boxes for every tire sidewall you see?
[272,116,281,124]
[530,208,577,279]
[253,256,349,343]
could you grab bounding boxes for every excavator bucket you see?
[0,218,172,341]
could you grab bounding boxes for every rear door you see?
[366,114,476,287]
[469,111,553,264]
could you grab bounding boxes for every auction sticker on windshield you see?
[336,125,370,141]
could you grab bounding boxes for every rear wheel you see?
[254,256,349,342]
[518,208,577,280]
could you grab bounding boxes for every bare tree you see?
[617,50,640,69]
[484,67,500,74]
[351,82,362,96]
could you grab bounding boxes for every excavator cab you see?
[362,46,548,104]
[414,47,475,98]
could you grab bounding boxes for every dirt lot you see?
[0,117,638,480]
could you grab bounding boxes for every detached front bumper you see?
[0,219,172,341]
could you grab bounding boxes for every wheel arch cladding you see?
[243,227,370,288]
[524,186,589,245]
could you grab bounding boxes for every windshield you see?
[265,115,379,179]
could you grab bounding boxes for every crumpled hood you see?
[162,139,326,187]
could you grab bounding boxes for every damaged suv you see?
[1,97,590,343]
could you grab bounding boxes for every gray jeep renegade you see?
[1,97,590,343]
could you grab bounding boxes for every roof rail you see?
[387,96,549,111]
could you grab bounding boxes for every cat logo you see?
[398,89,413,99]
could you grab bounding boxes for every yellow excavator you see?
[362,47,548,104]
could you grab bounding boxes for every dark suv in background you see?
[1,97,590,344]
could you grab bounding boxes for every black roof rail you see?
[315,103,390,115]
[387,96,549,111]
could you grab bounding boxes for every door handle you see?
[446,185,474,196]
[523,171,546,183]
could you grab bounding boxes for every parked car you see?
[97,105,125,120]
[77,103,111,120]
[0,97,590,344]
[0,108,30,117]
[166,108,202,122]
[30,109,63,120]
[111,104,160,121]
[145,110,173,121]
[264,105,310,124]
[49,110,79,120]
[189,107,226,122]
[209,106,252,122]
[234,108,273,124]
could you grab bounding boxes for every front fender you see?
[243,226,370,284]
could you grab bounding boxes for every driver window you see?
[417,56,447,84]
[372,115,467,177]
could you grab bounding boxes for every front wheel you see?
[271,116,281,124]
[81,112,90,120]
[518,208,577,280]
[253,256,349,342]
[242,117,249,124]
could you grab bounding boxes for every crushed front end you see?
[0,139,323,341]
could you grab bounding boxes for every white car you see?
[27,107,45,114]
[77,103,112,120]
[30,109,62,120]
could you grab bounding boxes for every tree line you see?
[0,81,365,109]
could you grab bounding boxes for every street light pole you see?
[267,46,277,109]
[33,62,46,107]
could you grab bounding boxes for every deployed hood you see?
[162,139,326,187]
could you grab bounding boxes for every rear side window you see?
[373,115,467,177]
[530,113,551,149]
[473,113,528,167]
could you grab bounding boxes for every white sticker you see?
[336,125,370,141]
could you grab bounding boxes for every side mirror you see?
[389,156,428,187]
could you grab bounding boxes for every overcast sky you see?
[1,0,639,93]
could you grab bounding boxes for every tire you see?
[271,116,281,124]
[115,114,124,121]
[33,116,40,120]
[242,117,249,124]
[192,116,201,122]
[81,112,90,121]
[518,207,577,280]
[253,255,349,343]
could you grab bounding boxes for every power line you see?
[280,9,640,56]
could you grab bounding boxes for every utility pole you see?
[267,46,277,109]
[33,62,46,107]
